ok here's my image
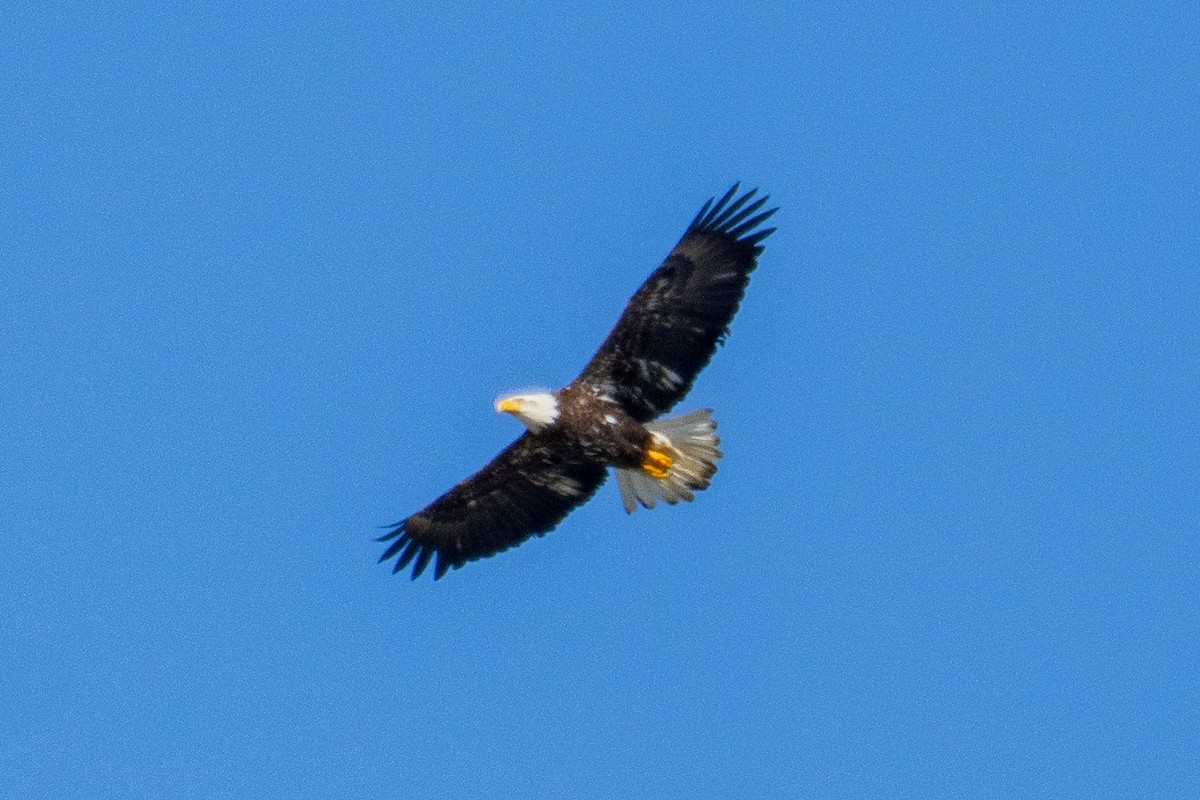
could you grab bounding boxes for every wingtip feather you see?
[392,538,422,573]
[728,208,777,239]
[377,526,410,562]
[411,547,435,579]
[708,189,755,229]
[687,184,776,246]
[688,197,714,230]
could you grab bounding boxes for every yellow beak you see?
[495,398,522,414]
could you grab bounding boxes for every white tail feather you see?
[615,409,723,513]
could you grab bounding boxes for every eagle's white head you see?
[495,392,560,432]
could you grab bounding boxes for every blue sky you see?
[3,3,1197,797]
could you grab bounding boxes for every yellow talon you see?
[641,448,673,480]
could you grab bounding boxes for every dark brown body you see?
[554,383,651,469]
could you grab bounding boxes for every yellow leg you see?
[641,448,673,480]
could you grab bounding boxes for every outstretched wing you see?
[574,184,776,422]
[378,433,608,580]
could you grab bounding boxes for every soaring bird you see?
[379,185,776,579]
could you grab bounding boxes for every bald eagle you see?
[379,185,776,579]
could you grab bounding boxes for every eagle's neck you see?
[519,395,559,431]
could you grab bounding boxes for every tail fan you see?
[615,409,722,513]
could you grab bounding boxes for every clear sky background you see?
[3,3,1197,798]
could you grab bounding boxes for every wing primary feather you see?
[688,197,714,230]
[741,226,777,250]
[727,207,777,238]
[394,538,422,573]
[713,182,740,211]
[377,528,408,562]
[707,189,755,229]
[693,184,740,231]
[411,546,435,580]
[375,524,402,544]
[718,196,769,232]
